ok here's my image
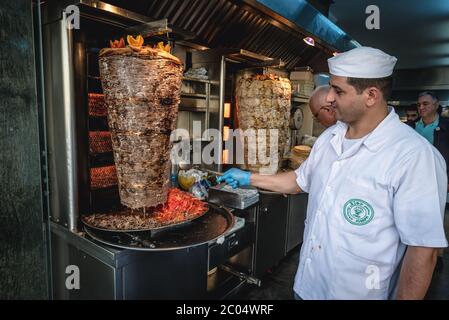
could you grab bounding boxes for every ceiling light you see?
[303,37,315,47]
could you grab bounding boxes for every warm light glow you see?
[223,126,230,141]
[224,103,231,118]
[222,149,229,164]
[303,37,315,47]
[102,3,119,14]
[333,52,339,56]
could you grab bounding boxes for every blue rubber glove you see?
[216,168,251,189]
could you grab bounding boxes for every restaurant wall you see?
[0,1,48,299]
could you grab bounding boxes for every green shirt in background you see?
[415,114,439,144]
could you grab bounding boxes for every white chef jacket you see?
[294,107,448,300]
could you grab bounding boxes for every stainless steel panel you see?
[217,55,226,172]
[121,246,208,299]
[254,191,288,277]
[191,112,206,139]
[43,18,79,231]
[50,224,117,299]
[285,193,308,254]
[50,222,210,299]
[176,110,190,132]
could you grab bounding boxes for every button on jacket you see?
[294,108,448,300]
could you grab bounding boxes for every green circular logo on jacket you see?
[343,199,374,226]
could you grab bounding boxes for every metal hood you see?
[94,0,358,71]
[43,0,358,71]
[253,0,359,52]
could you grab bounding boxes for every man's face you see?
[326,75,365,124]
[417,95,438,119]
[406,110,418,122]
[310,92,336,128]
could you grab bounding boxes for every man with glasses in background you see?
[309,85,337,128]
[415,91,444,143]
[415,91,449,271]
[415,91,449,180]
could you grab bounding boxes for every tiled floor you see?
[233,210,449,300]
[233,249,300,300]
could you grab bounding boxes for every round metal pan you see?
[83,203,235,251]
[81,204,209,233]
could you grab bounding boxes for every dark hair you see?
[405,104,418,113]
[347,76,393,100]
[418,91,439,101]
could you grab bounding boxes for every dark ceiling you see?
[329,0,449,69]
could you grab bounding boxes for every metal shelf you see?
[292,95,310,104]
[181,93,208,99]
[183,77,219,85]
[179,105,207,112]
[172,137,212,143]
[181,93,219,100]
[178,78,212,132]
[223,49,285,68]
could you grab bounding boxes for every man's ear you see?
[364,87,381,107]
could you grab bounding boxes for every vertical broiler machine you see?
[42,0,257,299]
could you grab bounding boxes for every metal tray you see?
[83,204,235,251]
[81,204,209,234]
[208,183,259,210]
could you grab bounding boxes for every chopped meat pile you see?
[82,188,209,230]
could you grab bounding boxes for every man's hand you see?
[396,246,439,300]
[217,168,302,194]
[216,168,251,188]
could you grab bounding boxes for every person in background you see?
[415,91,449,184]
[405,104,419,127]
[308,85,337,128]
[415,91,449,271]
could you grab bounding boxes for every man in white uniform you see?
[217,47,448,299]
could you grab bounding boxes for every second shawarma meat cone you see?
[235,74,291,174]
[98,45,183,209]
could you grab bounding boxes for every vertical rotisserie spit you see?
[98,41,183,209]
[235,74,291,174]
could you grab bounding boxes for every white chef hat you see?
[328,47,397,78]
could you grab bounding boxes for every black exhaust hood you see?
[45,0,359,71]
[252,0,360,52]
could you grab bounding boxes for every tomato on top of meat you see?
[153,188,208,223]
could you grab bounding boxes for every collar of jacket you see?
[437,116,449,132]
